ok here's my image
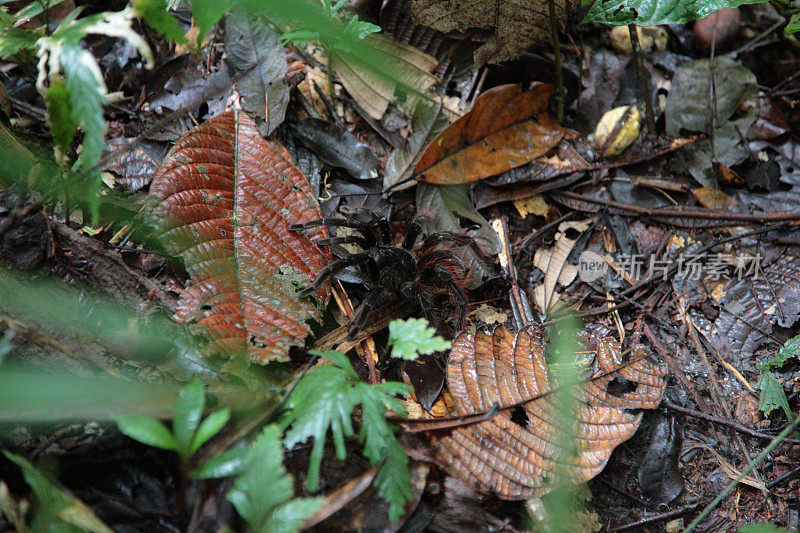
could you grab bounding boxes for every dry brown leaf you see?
[430,324,667,499]
[411,0,578,65]
[331,33,438,120]
[533,220,590,314]
[691,187,736,210]
[415,83,570,185]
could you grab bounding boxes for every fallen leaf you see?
[638,413,684,503]
[224,10,289,136]
[411,0,578,65]
[331,32,439,120]
[691,187,736,210]
[290,118,380,181]
[430,324,667,499]
[150,111,330,363]
[415,83,569,185]
[532,220,590,314]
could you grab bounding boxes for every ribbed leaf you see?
[431,324,667,499]
[150,111,329,363]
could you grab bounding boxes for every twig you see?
[551,190,800,224]
[548,0,564,123]
[766,464,800,489]
[611,501,706,532]
[684,412,800,532]
[330,280,379,384]
[495,215,534,326]
[627,24,656,135]
[663,400,800,446]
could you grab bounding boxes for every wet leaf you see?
[430,325,667,499]
[411,0,578,64]
[756,372,791,418]
[584,0,764,26]
[638,413,684,503]
[415,84,569,185]
[415,183,499,288]
[384,99,450,192]
[290,117,380,181]
[150,111,330,363]
[224,10,289,136]
[696,253,800,361]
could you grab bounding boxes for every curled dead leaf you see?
[429,324,667,499]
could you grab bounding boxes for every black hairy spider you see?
[290,210,479,340]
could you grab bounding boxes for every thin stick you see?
[684,411,800,532]
[627,24,656,135]
[548,0,565,123]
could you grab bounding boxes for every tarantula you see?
[290,210,479,340]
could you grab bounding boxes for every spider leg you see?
[402,214,431,250]
[317,235,369,248]
[354,208,391,245]
[346,288,385,340]
[290,216,378,248]
[298,252,375,297]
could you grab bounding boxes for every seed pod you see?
[594,105,641,158]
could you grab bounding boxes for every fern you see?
[282,350,412,522]
[756,334,800,418]
[388,317,451,360]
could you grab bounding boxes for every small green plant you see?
[2,451,113,532]
[387,317,451,360]
[278,0,379,50]
[193,425,325,533]
[281,350,412,522]
[739,524,790,532]
[756,335,800,418]
[116,378,230,460]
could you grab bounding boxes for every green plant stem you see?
[548,0,564,123]
[684,411,800,532]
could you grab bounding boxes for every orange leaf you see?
[431,324,667,499]
[414,83,569,184]
[150,111,329,363]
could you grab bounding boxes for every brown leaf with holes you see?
[430,324,667,499]
[411,0,578,65]
[149,111,329,363]
[415,83,570,185]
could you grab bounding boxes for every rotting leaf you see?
[224,10,289,136]
[149,111,330,363]
[415,84,571,185]
[290,117,380,181]
[695,253,800,361]
[429,324,667,499]
[638,413,684,503]
[415,183,499,288]
[411,0,579,65]
[532,220,590,315]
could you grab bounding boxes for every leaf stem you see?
[684,410,800,532]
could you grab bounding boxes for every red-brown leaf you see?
[430,324,667,499]
[150,111,329,363]
[414,83,569,184]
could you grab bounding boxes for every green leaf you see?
[61,44,107,223]
[174,378,205,454]
[4,451,113,533]
[0,27,39,57]
[116,415,180,451]
[45,78,77,156]
[761,334,800,369]
[190,446,251,479]
[188,408,230,455]
[787,12,800,35]
[739,524,789,533]
[756,372,792,419]
[191,0,236,46]
[388,318,451,361]
[226,425,324,533]
[282,350,412,519]
[133,0,187,42]
[583,0,768,26]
